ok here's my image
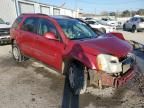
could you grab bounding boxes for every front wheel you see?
[123,24,126,31]
[67,62,87,95]
[131,25,137,33]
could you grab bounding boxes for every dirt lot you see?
[0,31,144,108]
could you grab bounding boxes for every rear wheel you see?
[67,62,87,95]
[12,40,28,62]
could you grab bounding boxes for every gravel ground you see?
[0,31,144,108]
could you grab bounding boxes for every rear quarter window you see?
[12,17,23,29]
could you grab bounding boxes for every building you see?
[0,0,78,24]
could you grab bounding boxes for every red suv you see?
[10,14,136,95]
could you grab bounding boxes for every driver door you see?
[35,18,64,71]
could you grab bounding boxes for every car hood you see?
[76,36,132,58]
[0,24,11,29]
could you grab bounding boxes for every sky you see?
[40,0,144,14]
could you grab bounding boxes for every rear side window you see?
[21,17,37,33]
[12,17,23,29]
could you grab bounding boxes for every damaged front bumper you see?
[100,67,135,88]
[89,65,136,88]
[89,53,136,88]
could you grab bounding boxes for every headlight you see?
[97,54,122,73]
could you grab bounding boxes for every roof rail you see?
[20,13,48,16]
[51,15,74,19]
[36,13,49,16]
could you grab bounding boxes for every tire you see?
[67,62,87,95]
[12,40,28,62]
[131,25,137,33]
[123,24,126,31]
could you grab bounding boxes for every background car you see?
[0,18,11,45]
[85,20,115,33]
[84,17,93,20]
[123,16,144,33]
[101,17,121,28]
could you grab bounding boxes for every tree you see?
[131,11,137,16]
[109,12,116,16]
[100,11,109,16]
[137,9,144,15]
[121,10,131,17]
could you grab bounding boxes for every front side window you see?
[134,18,138,21]
[131,18,135,22]
[21,17,37,33]
[38,19,58,38]
[57,19,97,40]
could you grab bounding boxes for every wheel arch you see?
[62,57,87,75]
[11,39,15,45]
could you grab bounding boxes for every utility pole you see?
[75,0,79,18]
[95,8,96,16]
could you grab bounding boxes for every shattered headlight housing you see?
[97,54,122,73]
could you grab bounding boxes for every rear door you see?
[10,17,23,41]
[19,17,38,57]
[35,18,65,71]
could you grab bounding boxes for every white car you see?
[101,18,120,28]
[123,16,144,33]
[85,20,115,33]
[0,18,11,45]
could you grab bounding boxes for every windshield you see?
[56,19,97,40]
[0,18,5,24]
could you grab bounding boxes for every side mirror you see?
[44,32,57,40]
[6,22,10,25]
